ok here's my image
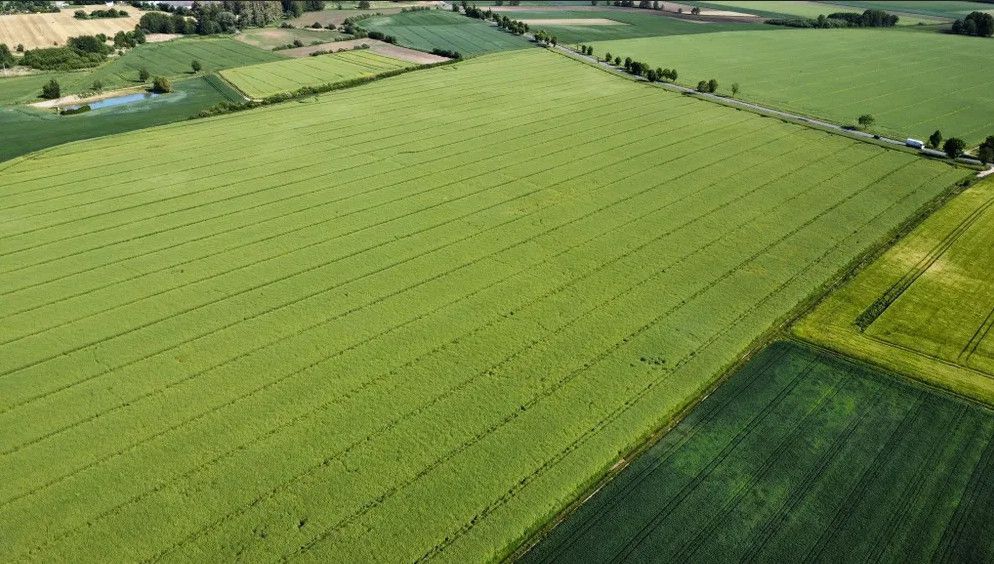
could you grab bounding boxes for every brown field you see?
[0,10,146,49]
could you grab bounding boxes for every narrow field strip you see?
[220,50,414,99]
[0,49,962,561]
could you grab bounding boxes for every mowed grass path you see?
[524,342,994,563]
[220,50,413,99]
[0,49,962,561]
[797,177,994,404]
[592,29,994,145]
[360,9,531,56]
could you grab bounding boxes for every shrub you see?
[22,46,105,70]
[191,59,202,72]
[979,136,994,164]
[151,75,172,93]
[138,66,150,81]
[60,104,91,115]
[0,43,13,67]
[41,79,61,99]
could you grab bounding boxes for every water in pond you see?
[65,91,161,111]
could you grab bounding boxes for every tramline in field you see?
[591,29,994,145]
[523,342,994,563]
[0,48,966,561]
[798,177,994,404]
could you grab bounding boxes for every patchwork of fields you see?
[220,50,413,99]
[524,342,994,563]
[798,177,994,404]
[0,38,281,105]
[591,29,994,145]
[497,9,768,42]
[359,9,531,56]
[0,49,963,561]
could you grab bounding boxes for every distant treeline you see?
[0,0,57,14]
[767,9,899,29]
[130,1,325,33]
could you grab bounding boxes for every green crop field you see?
[797,177,994,405]
[495,9,769,43]
[220,50,412,99]
[522,341,994,563]
[359,9,531,56]
[0,76,243,163]
[0,49,963,561]
[827,1,994,20]
[234,26,347,50]
[591,29,994,145]
[0,38,281,105]
[687,1,948,24]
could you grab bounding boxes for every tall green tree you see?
[928,130,943,149]
[943,137,966,158]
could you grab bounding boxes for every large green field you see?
[688,1,949,24]
[220,49,412,99]
[522,341,994,563]
[495,9,769,43]
[591,29,994,145]
[0,49,963,561]
[0,38,281,105]
[797,177,994,405]
[359,9,531,56]
[0,76,242,163]
[826,1,994,19]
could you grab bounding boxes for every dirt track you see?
[0,10,145,49]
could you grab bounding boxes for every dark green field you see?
[0,76,242,163]
[498,9,770,43]
[359,9,531,56]
[523,341,994,563]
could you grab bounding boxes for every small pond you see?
[64,91,162,112]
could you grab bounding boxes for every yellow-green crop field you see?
[591,29,994,145]
[219,49,413,99]
[798,177,994,405]
[0,49,964,561]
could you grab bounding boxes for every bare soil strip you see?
[519,18,625,26]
